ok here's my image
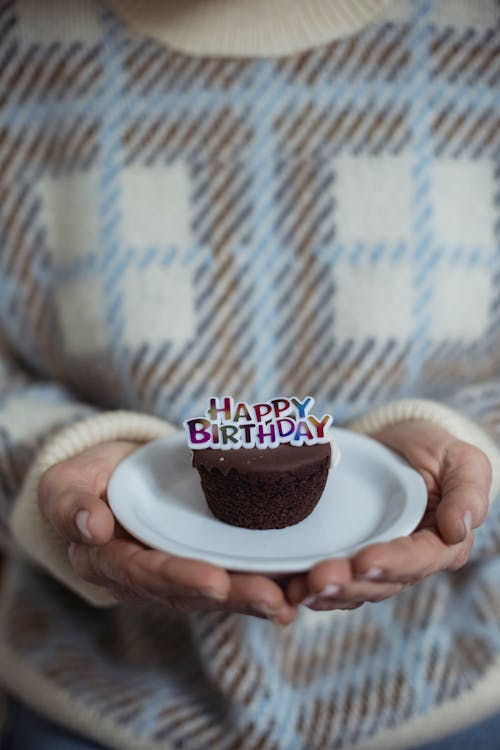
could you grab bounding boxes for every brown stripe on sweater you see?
[219,58,254,90]
[435,652,461,703]
[374,27,411,80]
[274,101,315,146]
[272,159,334,392]
[53,47,103,99]
[11,118,100,174]
[228,662,265,707]
[347,339,398,402]
[430,29,471,76]
[397,587,442,636]
[306,337,354,400]
[123,108,252,164]
[153,705,214,743]
[430,28,500,84]
[144,158,251,405]
[327,338,377,402]
[279,23,411,87]
[125,38,254,94]
[474,582,500,625]
[453,34,499,85]
[198,311,246,396]
[168,713,227,749]
[367,340,411,403]
[315,702,340,749]
[16,43,60,103]
[275,104,410,158]
[206,634,243,688]
[373,670,414,718]
[0,44,39,109]
[122,37,149,72]
[432,107,500,156]
[196,168,250,254]
[278,266,330,392]
[38,45,102,101]
[124,42,165,89]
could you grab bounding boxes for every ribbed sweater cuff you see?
[106,0,395,58]
[346,398,500,502]
[10,411,176,607]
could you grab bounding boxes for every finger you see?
[69,539,232,602]
[69,542,296,621]
[437,442,491,545]
[40,485,115,546]
[351,529,459,583]
[309,601,364,612]
[227,574,297,625]
[129,547,231,602]
[89,540,231,601]
[38,442,139,545]
[286,574,309,606]
[299,579,404,610]
[287,557,352,605]
[68,542,102,584]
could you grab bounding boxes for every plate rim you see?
[108,428,428,573]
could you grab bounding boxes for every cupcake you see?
[192,441,332,529]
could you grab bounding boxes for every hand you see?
[38,441,297,625]
[286,421,492,611]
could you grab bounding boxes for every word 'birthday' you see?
[184,396,333,450]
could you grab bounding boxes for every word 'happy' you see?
[184,396,333,450]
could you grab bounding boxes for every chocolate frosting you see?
[192,441,331,476]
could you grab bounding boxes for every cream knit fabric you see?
[105,0,397,56]
[1,0,500,748]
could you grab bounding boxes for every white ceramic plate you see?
[108,428,427,574]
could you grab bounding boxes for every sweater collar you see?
[105,0,396,57]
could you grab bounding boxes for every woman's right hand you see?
[38,441,297,625]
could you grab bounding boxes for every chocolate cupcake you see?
[192,441,331,529]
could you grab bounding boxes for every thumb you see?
[39,484,115,546]
[436,444,491,545]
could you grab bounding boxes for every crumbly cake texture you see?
[193,442,332,529]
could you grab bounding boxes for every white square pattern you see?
[431,266,492,341]
[121,163,194,249]
[334,258,491,343]
[39,170,101,264]
[57,276,108,355]
[334,155,412,247]
[17,0,102,44]
[431,158,496,250]
[334,259,414,341]
[122,262,196,349]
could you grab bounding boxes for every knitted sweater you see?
[1,0,500,748]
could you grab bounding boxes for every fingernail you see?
[362,567,383,580]
[463,510,472,536]
[255,601,277,616]
[75,510,92,541]
[318,583,341,598]
[201,587,228,602]
[301,584,342,608]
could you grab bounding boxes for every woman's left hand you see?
[286,420,492,611]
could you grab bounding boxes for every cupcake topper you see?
[184,396,333,450]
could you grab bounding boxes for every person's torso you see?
[1,0,499,425]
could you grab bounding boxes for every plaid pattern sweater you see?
[1,1,500,748]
